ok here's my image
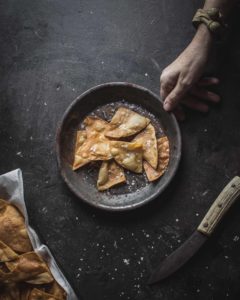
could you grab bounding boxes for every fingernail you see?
[164,102,171,111]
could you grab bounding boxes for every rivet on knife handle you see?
[197,176,240,236]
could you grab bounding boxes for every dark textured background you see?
[0,0,240,299]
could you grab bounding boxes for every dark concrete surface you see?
[0,0,240,299]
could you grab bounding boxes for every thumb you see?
[163,80,190,111]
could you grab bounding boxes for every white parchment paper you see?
[0,169,78,300]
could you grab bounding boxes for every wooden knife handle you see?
[197,176,240,236]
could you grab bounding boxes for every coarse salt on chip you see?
[0,200,32,253]
[83,116,110,140]
[110,141,143,173]
[73,138,112,171]
[133,123,158,169]
[72,131,89,170]
[72,117,112,171]
[105,107,150,138]
[144,136,170,181]
[97,161,126,191]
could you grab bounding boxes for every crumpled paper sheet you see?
[0,169,78,300]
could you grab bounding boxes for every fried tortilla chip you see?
[29,288,59,300]
[97,161,126,191]
[110,141,143,173]
[75,130,87,149]
[133,123,158,169]
[72,118,112,171]
[0,202,32,253]
[83,116,110,139]
[0,283,21,300]
[73,138,112,171]
[0,241,18,262]
[105,107,150,138]
[72,131,90,170]
[0,199,7,211]
[144,136,170,181]
[48,281,67,300]
[3,252,53,284]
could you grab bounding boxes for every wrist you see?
[191,24,213,51]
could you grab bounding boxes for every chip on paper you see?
[110,141,143,173]
[48,281,67,300]
[0,241,18,262]
[144,136,170,181]
[4,252,53,284]
[29,288,60,300]
[97,161,126,191]
[105,107,150,138]
[0,199,32,253]
[133,123,158,169]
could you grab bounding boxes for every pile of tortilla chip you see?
[73,107,170,191]
[0,199,67,300]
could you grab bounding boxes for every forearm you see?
[190,0,237,51]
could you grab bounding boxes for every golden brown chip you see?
[48,281,67,300]
[0,240,18,262]
[29,288,60,300]
[74,138,112,169]
[0,283,21,299]
[75,130,87,149]
[0,203,32,253]
[72,131,90,170]
[144,136,170,181]
[97,161,126,191]
[105,107,150,138]
[72,118,112,171]
[133,123,158,169]
[3,252,53,284]
[0,199,7,211]
[110,141,143,173]
[83,116,110,139]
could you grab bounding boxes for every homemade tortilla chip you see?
[29,288,59,300]
[144,136,170,181]
[97,161,126,191]
[0,203,32,253]
[4,252,53,284]
[105,107,150,138]
[83,116,110,139]
[133,123,158,169]
[110,141,143,173]
[72,131,90,170]
[0,241,18,262]
[75,130,87,149]
[72,118,112,171]
[73,138,112,170]
[48,281,67,300]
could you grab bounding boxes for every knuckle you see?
[179,78,192,89]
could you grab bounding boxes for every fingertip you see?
[163,101,172,111]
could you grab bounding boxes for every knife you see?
[148,176,240,285]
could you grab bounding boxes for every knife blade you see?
[148,176,240,285]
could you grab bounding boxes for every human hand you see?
[160,27,220,120]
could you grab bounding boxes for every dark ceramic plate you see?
[56,82,181,211]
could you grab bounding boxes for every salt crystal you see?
[233,235,239,242]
